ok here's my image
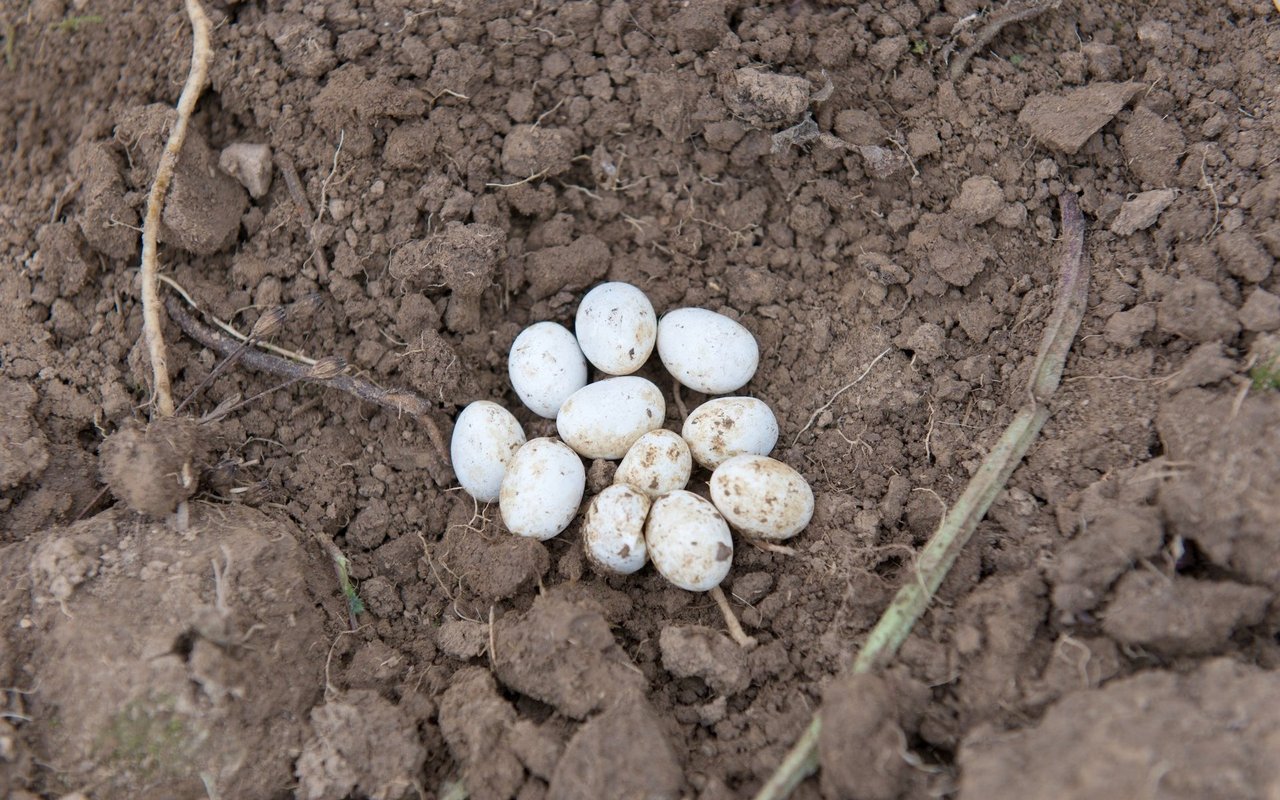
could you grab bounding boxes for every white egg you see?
[709,454,814,541]
[645,490,734,592]
[682,397,779,469]
[575,282,657,376]
[581,484,650,575]
[657,308,759,394]
[556,376,665,459]
[499,438,586,540]
[450,401,526,503]
[615,429,692,499]
[509,322,588,418]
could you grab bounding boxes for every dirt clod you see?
[98,416,202,517]
[548,695,683,800]
[1102,571,1270,656]
[115,104,247,255]
[494,595,646,719]
[296,689,426,800]
[439,667,526,800]
[1018,83,1141,154]
[0,380,49,491]
[959,660,1280,800]
[659,625,750,695]
[820,672,915,800]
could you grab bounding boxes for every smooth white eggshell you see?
[645,490,734,592]
[575,282,657,375]
[450,401,526,503]
[682,397,779,469]
[709,454,814,541]
[615,429,692,499]
[509,322,588,418]
[499,438,586,540]
[556,376,665,459]
[656,308,759,394]
[582,484,650,575]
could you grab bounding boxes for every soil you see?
[1,1,1278,799]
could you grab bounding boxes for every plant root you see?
[139,0,213,417]
[710,585,757,649]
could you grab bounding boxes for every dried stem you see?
[753,193,1088,800]
[165,295,450,464]
[710,585,757,649]
[139,0,213,417]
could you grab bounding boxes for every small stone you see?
[951,176,1003,225]
[995,202,1028,229]
[1216,231,1274,284]
[868,35,908,71]
[1239,289,1280,332]
[1104,304,1156,349]
[219,143,273,199]
[721,68,811,127]
[1082,42,1123,80]
[858,251,909,285]
[670,0,727,52]
[1110,189,1177,236]
[436,619,490,660]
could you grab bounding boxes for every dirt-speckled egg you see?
[615,429,692,499]
[509,321,588,418]
[681,397,779,469]
[575,282,657,375]
[499,438,586,540]
[645,490,734,592]
[709,454,814,541]
[556,376,665,459]
[656,308,759,394]
[450,401,526,503]
[582,484,650,575]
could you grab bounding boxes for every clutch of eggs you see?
[449,280,814,592]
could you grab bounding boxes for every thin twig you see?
[165,295,450,464]
[139,0,213,417]
[754,193,1089,800]
[160,274,319,365]
[792,348,893,446]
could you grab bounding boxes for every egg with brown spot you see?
[682,397,779,469]
[644,490,733,592]
[615,429,692,499]
[556,376,665,460]
[709,454,814,541]
[499,438,586,540]
[574,282,657,376]
[582,484,650,575]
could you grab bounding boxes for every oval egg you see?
[450,401,526,503]
[656,308,759,394]
[581,484,650,575]
[682,397,779,469]
[499,438,586,540]
[644,490,734,592]
[615,429,692,499]
[709,454,814,541]
[575,282,657,376]
[556,376,665,460]
[509,321,588,418]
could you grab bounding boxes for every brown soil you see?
[2,1,1278,798]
